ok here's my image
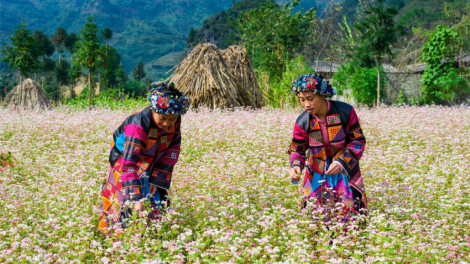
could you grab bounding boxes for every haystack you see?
[5,78,50,109]
[169,43,244,109]
[222,45,263,108]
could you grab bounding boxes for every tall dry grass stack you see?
[5,78,50,109]
[169,43,244,108]
[222,45,263,108]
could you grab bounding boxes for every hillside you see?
[0,0,338,80]
[187,0,469,60]
[397,0,468,29]
[0,0,236,79]
[1,0,468,80]
[186,0,323,49]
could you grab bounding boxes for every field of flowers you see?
[1,105,470,263]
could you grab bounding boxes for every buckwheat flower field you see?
[1,105,470,263]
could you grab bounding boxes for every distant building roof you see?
[312,61,341,73]
[401,63,427,73]
[312,61,401,74]
[382,64,398,73]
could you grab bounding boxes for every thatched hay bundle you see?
[5,78,50,109]
[169,43,244,108]
[222,45,263,108]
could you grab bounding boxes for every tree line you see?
[2,0,469,107]
[192,0,470,106]
[1,17,151,105]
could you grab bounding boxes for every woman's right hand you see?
[289,166,302,181]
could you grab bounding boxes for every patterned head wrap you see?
[291,73,336,98]
[148,82,190,115]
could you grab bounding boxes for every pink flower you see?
[411,213,422,219]
[446,253,456,259]
[449,245,459,251]
[139,210,147,217]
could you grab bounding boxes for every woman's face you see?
[298,91,325,115]
[152,111,178,129]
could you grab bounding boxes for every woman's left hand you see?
[150,184,158,195]
[133,202,144,212]
[325,162,342,175]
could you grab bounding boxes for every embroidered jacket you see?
[288,101,366,194]
[109,107,181,203]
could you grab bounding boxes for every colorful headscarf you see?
[291,73,336,98]
[148,82,190,115]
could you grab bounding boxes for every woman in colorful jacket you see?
[98,82,190,234]
[288,73,367,220]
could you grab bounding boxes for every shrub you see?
[262,55,314,108]
[332,61,386,106]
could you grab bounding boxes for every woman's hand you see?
[289,166,302,181]
[325,162,342,175]
[133,202,144,212]
[150,184,158,195]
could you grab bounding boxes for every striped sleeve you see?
[287,122,309,170]
[121,123,147,202]
[334,107,366,177]
[149,120,181,190]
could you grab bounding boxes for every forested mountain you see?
[187,0,469,61]
[397,0,468,29]
[1,0,468,79]
[1,0,237,78]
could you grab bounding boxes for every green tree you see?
[1,20,41,94]
[132,62,146,82]
[33,30,55,59]
[332,61,386,106]
[64,32,79,98]
[237,0,316,81]
[103,46,122,89]
[101,28,113,53]
[41,58,57,100]
[33,30,55,86]
[38,57,56,88]
[73,16,106,105]
[51,27,68,64]
[186,0,274,49]
[267,55,314,108]
[54,60,70,101]
[353,0,404,105]
[64,32,79,66]
[115,63,128,97]
[447,3,470,68]
[420,25,465,104]
[435,68,469,105]
[0,69,11,99]
[144,77,153,91]
[123,80,147,98]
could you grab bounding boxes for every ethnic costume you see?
[288,74,367,220]
[98,83,190,234]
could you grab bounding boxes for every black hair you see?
[151,81,182,97]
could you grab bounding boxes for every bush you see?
[62,87,148,110]
[435,68,469,105]
[420,25,463,104]
[262,55,314,108]
[332,61,386,106]
[122,81,148,98]
[44,83,60,102]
